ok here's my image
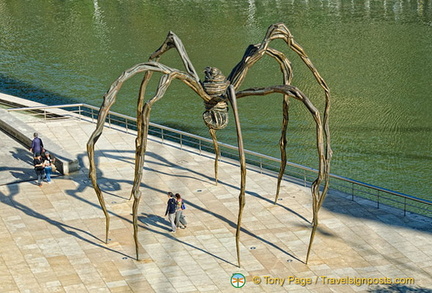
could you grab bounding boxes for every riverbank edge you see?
[0,93,79,175]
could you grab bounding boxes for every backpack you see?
[181,201,186,210]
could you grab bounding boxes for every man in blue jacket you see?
[30,132,44,155]
[164,192,177,233]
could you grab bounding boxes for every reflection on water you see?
[0,0,431,198]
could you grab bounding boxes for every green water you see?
[0,0,431,198]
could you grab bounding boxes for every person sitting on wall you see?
[43,151,55,184]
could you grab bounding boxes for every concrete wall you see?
[0,107,79,175]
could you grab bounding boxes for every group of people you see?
[164,192,187,233]
[30,132,55,186]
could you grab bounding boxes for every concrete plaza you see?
[0,96,431,292]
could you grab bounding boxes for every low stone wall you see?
[0,107,79,175]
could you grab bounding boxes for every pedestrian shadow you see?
[0,183,132,259]
[70,147,313,265]
[138,213,237,266]
[55,150,238,264]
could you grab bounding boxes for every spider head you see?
[202,67,230,130]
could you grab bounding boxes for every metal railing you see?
[7,103,431,218]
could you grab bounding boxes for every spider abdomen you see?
[201,67,230,130]
[202,101,228,130]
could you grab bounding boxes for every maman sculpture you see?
[87,23,332,266]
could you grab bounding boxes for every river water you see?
[0,0,431,199]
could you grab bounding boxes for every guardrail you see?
[7,103,431,218]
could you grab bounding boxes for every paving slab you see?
[0,98,431,292]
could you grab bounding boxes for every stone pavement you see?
[0,102,431,292]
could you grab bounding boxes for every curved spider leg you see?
[143,31,228,186]
[131,74,172,260]
[87,62,209,258]
[132,70,212,260]
[226,85,246,267]
[87,101,116,244]
[87,63,167,245]
[228,45,293,202]
[229,23,331,205]
[208,128,220,185]
[133,30,203,200]
[237,85,328,264]
[87,65,167,243]
[132,33,202,194]
[148,31,200,81]
[266,48,293,203]
[131,32,201,199]
[133,31,201,156]
[260,23,332,192]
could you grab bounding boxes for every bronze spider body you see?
[87,23,332,266]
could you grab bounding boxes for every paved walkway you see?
[0,100,431,292]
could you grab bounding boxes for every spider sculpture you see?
[87,23,331,266]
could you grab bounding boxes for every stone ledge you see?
[0,108,79,175]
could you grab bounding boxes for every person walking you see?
[164,192,177,233]
[33,153,45,187]
[175,193,187,229]
[30,132,44,156]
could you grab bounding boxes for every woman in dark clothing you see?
[33,153,45,186]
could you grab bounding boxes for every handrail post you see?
[377,190,380,209]
[303,170,307,187]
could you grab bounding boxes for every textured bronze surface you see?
[87,23,331,266]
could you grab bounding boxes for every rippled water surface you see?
[0,0,431,198]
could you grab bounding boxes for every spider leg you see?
[237,85,329,264]
[229,47,293,202]
[208,129,220,185]
[87,103,114,244]
[138,31,231,187]
[135,31,202,131]
[259,24,332,191]
[278,94,289,201]
[226,85,246,267]
[228,46,292,91]
[228,46,294,203]
[132,32,202,184]
[228,23,331,210]
[87,62,209,259]
[149,31,200,81]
